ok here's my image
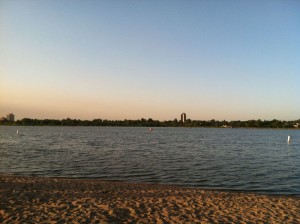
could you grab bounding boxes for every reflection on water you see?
[0,126,299,195]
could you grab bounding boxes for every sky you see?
[1,0,300,121]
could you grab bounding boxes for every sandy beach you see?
[0,175,299,223]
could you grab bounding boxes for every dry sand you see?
[0,175,299,223]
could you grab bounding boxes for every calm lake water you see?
[0,126,299,195]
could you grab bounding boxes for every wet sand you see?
[0,175,299,223]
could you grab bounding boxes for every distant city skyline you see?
[0,113,15,122]
[1,1,300,121]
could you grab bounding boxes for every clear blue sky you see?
[1,0,299,121]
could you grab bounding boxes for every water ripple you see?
[0,126,300,195]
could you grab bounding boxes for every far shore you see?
[1,174,299,223]
[1,124,300,130]
[1,116,299,129]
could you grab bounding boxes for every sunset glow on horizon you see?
[1,1,300,121]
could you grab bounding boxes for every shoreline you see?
[2,173,299,197]
[1,175,299,223]
[1,124,300,130]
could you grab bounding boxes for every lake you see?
[0,126,299,195]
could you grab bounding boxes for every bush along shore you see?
[0,117,300,128]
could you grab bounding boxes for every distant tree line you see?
[0,118,299,128]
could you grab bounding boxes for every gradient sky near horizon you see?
[1,1,300,121]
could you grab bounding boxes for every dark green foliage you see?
[0,117,299,128]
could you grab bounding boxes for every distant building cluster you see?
[0,113,15,122]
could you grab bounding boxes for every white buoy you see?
[17,129,19,134]
[287,135,291,143]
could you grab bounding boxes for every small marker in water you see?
[17,129,19,134]
[287,135,291,143]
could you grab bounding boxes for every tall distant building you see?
[6,113,15,122]
[181,113,186,123]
